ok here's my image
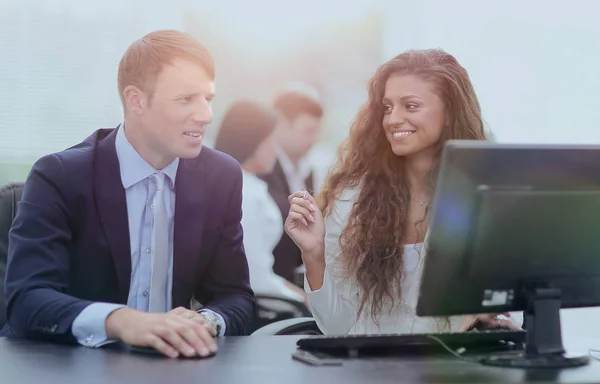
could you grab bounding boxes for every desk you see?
[1,336,599,384]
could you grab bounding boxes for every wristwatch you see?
[198,310,222,335]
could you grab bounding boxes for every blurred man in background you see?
[260,83,324,285]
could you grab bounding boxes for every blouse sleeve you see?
[305,189,361,335]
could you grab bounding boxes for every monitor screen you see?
[417,141,600,318]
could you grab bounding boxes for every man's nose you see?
[192,102,213,125]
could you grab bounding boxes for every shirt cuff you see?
[198,309,227,336]
[71,303,126,347]
[304,267,332,295]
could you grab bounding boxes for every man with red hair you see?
[1,30,255,358]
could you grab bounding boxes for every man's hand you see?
[458,313,523,332]
[105,307,218,358]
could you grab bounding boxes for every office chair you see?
[251,317,322,335]
[0,182,24,328]
[251,294,313,333]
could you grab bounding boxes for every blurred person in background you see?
[260,83,324,286]
[214,100,306,303]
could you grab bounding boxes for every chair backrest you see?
[251,317,322,336]
[251,294,313,333]
[0,182,24,328]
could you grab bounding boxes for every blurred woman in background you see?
[214,100,306,303]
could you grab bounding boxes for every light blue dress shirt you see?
[71,126,225,347]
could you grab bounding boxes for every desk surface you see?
[1,336,600,384]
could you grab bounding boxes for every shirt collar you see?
[277,147,311,181]
[115,124,179,189]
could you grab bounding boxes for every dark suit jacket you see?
[0,128,255,342]
[259,160,313,282]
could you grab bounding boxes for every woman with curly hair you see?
[285,49,523,335]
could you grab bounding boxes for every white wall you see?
[383,0,600,344]
[382,0,600,144]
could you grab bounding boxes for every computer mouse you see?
[130,345,216,359]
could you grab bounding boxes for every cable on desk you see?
[426,335,482,364]
[588,349,600,362]
[431,338,600,365]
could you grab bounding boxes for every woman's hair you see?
[317,49,487,321]
[214,100,278,165]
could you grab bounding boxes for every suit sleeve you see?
[4,154,93,343]
[194,164,256,335]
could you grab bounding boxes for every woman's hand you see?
[284,190,326,259]
[458,313,523,332]
[285,190,327,291]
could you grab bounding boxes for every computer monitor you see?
[417,140,600,368]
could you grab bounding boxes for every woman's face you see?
[382,73,446,159]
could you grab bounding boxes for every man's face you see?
[279,113,321,160]
[137,59,215,164]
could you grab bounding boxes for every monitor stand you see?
[480,287,590,369]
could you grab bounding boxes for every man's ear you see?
[123,85,147,114]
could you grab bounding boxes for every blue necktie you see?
[149,173,169,313]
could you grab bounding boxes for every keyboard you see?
[297,330,526,356]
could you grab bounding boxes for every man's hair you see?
[117,29,214,107]
[273,87,323,121]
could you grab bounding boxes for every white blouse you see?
[241,171,304,302]
[305,187,522,335]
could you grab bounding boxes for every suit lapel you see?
[273,160,291,195]
[275,159,315,194]
[94,127,132,304]
[305,170,314,194]
[172,157,206,307]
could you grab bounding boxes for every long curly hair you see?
[317,49,488,322]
